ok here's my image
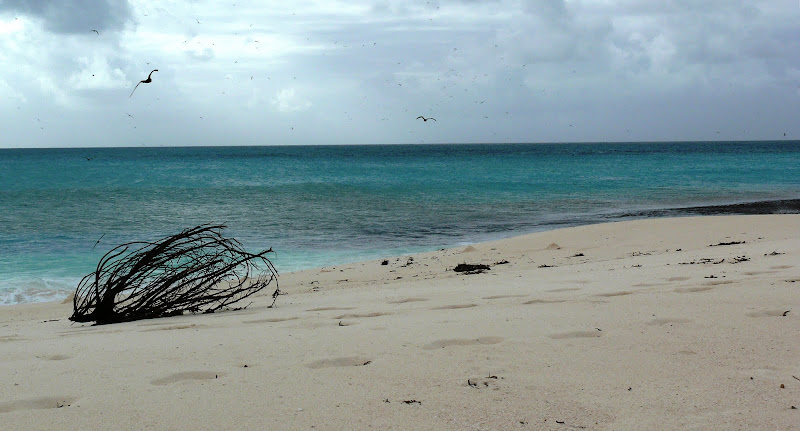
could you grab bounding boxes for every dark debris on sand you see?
[453,263,490,275]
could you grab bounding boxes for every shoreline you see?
[1,214,799,429]
[4,197,800,307]
[614,197,800,218]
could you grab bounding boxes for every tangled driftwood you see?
[70,225,279,324]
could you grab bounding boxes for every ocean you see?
[1,141,799,305]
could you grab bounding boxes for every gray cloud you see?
[0,0,133,34]
[1,0,799,148]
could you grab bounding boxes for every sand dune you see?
[1,215,799,430]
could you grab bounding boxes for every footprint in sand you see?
[0,396,79,413]
[744,270,778,276]
[549,330,602,339]
[667,276,690,282]
[593,291,634,297]
[138,320,184,327]
[646,318,693,326]
[305,356,372,369]
[674,286,715,293]
[150,371,223,386]
[306,307,355,312]
[702,279,735,286]
[422,337,504,350]
[38,354,72,361]
[546,287,581,293]
[483,295,527,300]
[388,297,429,304]
[141,324,207,332]
[243,317,299,324]
[58,327,123,337]
[745,310,790,318]
[524,299,565,305]
[333,312,390,319]
[431,304,477,310]
[632,282,667,288]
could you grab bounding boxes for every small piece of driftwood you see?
[453,263,490,274]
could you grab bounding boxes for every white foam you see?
[0,277,76,305]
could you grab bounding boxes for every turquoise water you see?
[1,142,799,304]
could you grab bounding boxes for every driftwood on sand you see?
[70,224,279,325]
[453,263,490,274]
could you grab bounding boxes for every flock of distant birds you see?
[125,67,433,122]
[81,27,790,139]
[86,24,438,126]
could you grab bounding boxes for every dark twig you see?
[709,241,745,247]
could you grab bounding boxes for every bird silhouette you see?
[91,29,99,35]
[416,116,436,122]
[129,69,158,98]
[92,233,106,250]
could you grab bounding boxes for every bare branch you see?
[70,224,279,324]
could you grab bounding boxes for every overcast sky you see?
[1,0,799,148]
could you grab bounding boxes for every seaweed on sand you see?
[70,224,279,324]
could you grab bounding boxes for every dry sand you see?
[1,215,799,430]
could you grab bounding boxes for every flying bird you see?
[416,116,436,122]
[91,29,99,35]
[129,69,158,98]
[92,233,106,250]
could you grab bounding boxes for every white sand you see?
[1,215,799,430]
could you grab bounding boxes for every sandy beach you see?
[1,214,799,430]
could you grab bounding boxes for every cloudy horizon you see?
[1,0,799,148]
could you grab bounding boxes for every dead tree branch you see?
[70,224,279,324]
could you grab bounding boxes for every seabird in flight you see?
[416,116,436,122]
[129,69,158,98]
[92,233,106,250]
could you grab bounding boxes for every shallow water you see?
[1,141,799,304]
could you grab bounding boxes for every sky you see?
[1,0,799,148]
